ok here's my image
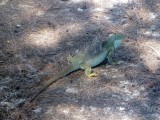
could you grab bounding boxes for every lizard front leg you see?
[107,50,114,65]
[107,49,120,65]
[80,63,97,77]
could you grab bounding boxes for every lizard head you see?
[111,33,125,49]
[101,33,125,49]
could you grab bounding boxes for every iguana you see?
[29,33,125,102]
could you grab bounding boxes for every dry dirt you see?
[0,0,160,120]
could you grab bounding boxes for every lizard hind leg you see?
[80,63,98,78]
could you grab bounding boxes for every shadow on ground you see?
[0,0,160,120]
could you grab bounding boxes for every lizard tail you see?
[29,65,79,102]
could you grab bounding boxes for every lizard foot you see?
[87,73,98,77]
[111,62,117,65]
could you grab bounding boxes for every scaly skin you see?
[29,33,125,102]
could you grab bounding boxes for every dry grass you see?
[0,0,160,120]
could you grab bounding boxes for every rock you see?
[65,87,78,94]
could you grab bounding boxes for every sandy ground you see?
[0,0,160,120]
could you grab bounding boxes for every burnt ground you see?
[0,0,160,120]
